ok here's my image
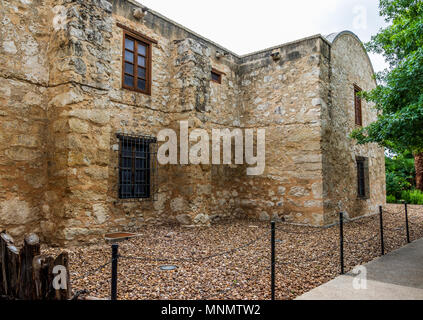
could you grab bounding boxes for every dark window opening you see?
[357,158,366,198]
[118,134,157,200]
[354,85,363,126]
[122,31,152,95]
[211,69,223,84]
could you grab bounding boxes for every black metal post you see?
[271,221,275,301]
[111,244,119,300]
[405,202,410,243]
[339,212,344,275]
[379,206,385,256]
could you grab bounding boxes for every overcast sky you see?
[136,0,389,73]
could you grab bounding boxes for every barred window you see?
[356,157,369,199]
[117,134,157,200]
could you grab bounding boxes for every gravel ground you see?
[43,204,423,300]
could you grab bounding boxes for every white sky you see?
[136,0,389,73]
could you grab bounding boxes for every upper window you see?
[117,134,157,200]
[122,31,152,95]
[354,85,363,126]
[211,69,224,84]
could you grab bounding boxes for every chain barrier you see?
[71,259,113,282]
[344,233,379,246]
[70,258,116,299]
[275,243,339,267]
[118,233,268,264]
[383,225,405,232]
[383,209,405,215]
[201,256,269,300]
[68,205,422,300]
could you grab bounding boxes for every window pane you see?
[138,56,146,67]
[211,72,221,82]
[122,157,132,168]
[125,62,134,75]
[137,79,146,90]
[125,50,134,63]
[138,44,146,56]
[138,67,146,79]
[122,170,132,183]
[124,74,134,86]
[125,38,134,51]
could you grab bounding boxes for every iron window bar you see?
[116,133,158,202]
[357,159,366,198]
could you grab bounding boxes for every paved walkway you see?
[296,238,423,300]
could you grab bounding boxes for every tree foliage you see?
[351,0,423,154]
[385,151,415,199]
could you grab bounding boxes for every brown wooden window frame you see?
[354,84,363,126]
[121,29,153,95]
[211,68,225,84]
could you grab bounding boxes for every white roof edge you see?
[127,0,334,60]
[324,30,377,77]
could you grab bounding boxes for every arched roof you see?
[324,31,377,77]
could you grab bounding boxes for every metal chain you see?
[119,233,268,264]
[275,243,339,266]
[383,209,405,215]
[200,254,269,300]
[71,259,113,282]
[383,225,405,232]
[344,233,379,246]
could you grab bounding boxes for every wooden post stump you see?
[6,245,20,298]
[18,233,40,300]
[0,232,71,300]
[0,233,14,297]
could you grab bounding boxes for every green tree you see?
[351,0,423,191]
[385,151,415,199]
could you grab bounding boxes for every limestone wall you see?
[231,37,327,225]
[0,0,53,238]
[322,32,386,224]
[0,0,386,245]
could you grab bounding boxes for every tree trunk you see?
[415,152,423,192]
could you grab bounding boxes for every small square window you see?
[211,69,224,84]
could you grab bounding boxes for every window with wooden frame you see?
[354,85,363,126]
[122,29,153,95]
[211,68,224,84]
[117,133,158,201]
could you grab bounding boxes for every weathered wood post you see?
[0,232,14,297]
[6,244,20,297]
[53,252,72,300]
[19,233,40,299]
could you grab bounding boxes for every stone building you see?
[0,0,385,245]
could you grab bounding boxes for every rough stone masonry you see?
[0,0,386,246]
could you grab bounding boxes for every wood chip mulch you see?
[43,204,423,300]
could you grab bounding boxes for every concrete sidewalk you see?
[296,238,423,300]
